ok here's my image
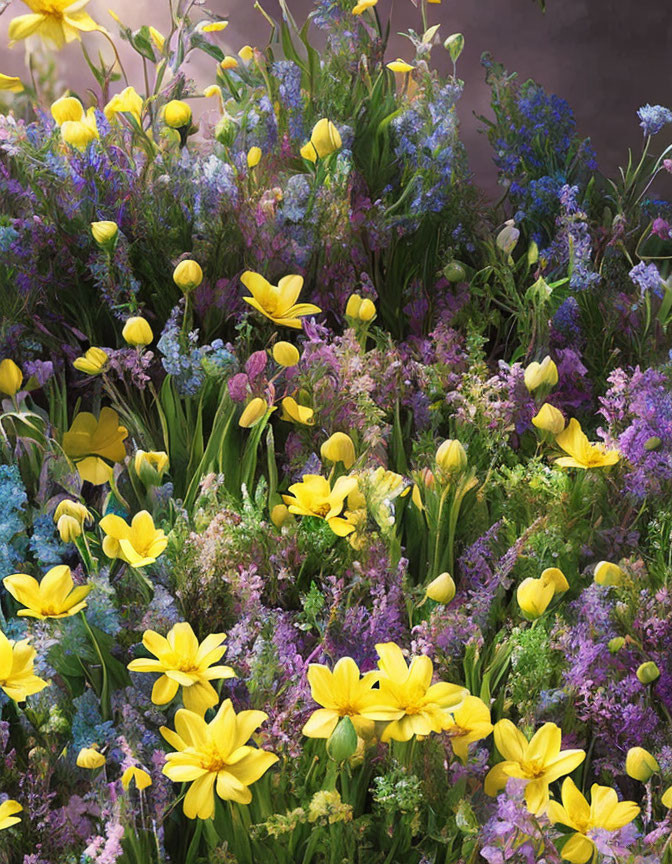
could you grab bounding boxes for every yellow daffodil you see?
[163,100,192,129]
[386,59,415,73]
[272,341,300,367]
[8,0,101,50]
[73,347,108,375]
[104,86,143,125]
[4,565,91,620]
[555,419,620,469]
[62,407,128,485]
[424,571,456,604]
[364,642,467,742]
[77,745,106,769]
[0,74,23,93]
[0,631,49,702]
[0,799,22,831]
[241,271,321,329]
[485,720,585,814]
[247,146,262,168]
[524,356,558,391]
[282,474,358,536]
[60,107,98,149]
[173,260,203,292]
[302,657,382,739]
[444,695,493,763]
[99,510,167,568]
[353,0,377,13]
[280,396,315,426]
[161,700,278,818]
[121,765,152,790]
[53,499,91,525]
[300,118,342,162]
[0,359,23,397]
[321,432,356,469]
[532,403,565,435]
[128,622,235,713]
[122,316,153,347]
[548,777,639,864]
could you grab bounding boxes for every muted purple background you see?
[1,0,670,195]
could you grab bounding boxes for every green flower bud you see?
[326,716,358,763]
[637,661,660,685]
[644,436,662,451]
[443,261,466,282]
[608,637,625,653]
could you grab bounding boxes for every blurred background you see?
[1,0,670,196]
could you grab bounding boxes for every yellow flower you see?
[272,341,300,367]
[484,720,585,814]
[3,565,91,619]
[104,86,143,125]
[662,786,672,809]
[73,347,108,375]
[239,397,271,428]
[133,450,169,486]
[173,260,203,292]
[532,403,565,435]
[220,55,239,70]
[161,700,278,818]
[163,100,191,129]
[0,359,23,397]
[364,642,467,742]
[0,631,49,702]
[283,474,358,536]
[51,95,84,124]
[424,571,456,604]
[239,45,254,61]
[594,560,625,586]
[62,407,128,485]
[202,20,228,32]
[8,0,101,50]
[77,746,105,769]
[280,396,315,426]
[91,220,118,246]
[436,438,468,474]
[148,26,165,52]
[516,576,554,619]
[247,146,262,168]
[53,499,91,525]
[122,316,153,347]
[241,271,321,329]
[443,694,493,763]
[386,59,415,73]
[636,661,660,685]
[625,746,659,781]
[0,799,22,831]
[60,107,99,148]
[121,765,152,790]
[99,510,167,568]
[353,0,377,13]
[321,432,356,469]
[548,777,639,864]
[541,567,569,593]
[345,293,376,322]
[270,503,293,529]
[555,419,620,469]
[0,74,23,93]
[524,356,558,391]
[128,622,235,713]
[300,118,342,162]
[302,657,382,739]
[57,514,81,542]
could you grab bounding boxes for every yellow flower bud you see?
[54,500,91,525]
[202,20,229,32]
[270,503,293,529]
[608,637,625,653]
[435,439,467,474]
[532,403,565,435]
[239,397,268,428]
[353,0,377,13]
[239,45,254,61]
[57,514,82,543]
[326,716,358,762]
[73,347,109,376]
[149,26,165,52]
[345,293,362,318]
[220,55,239,70]
[300,118,342,162]
[163,100,192,129]
[625,746,659,782]
[594,561,625,587]
[320,432,356,469]
[134,450,169,486]
[203,85,221,100]
[122,316,153,347]
[77,747,106,769]
[173,259,203,292]
[386,59,415,73]
[540,567,569,593]
[91,220,118,247]
[420,467,435,490]
[425,572,456,604]
[524,356,558,392]
[247,146,262,168]
[637,661,660,685]
[51,95,84,125]
[0,359,23,396]
[411,484,423,510]
[121,765,152,790]
[358,298,376,322]
[516,576,554,619]
[272,341,300,367]
[662,786,672,809]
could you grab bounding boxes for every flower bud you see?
[73,347,109,376]
[134,450,169,487]
[625,746,659,782]
[326,716,358,762]
[524,356,558,392]
[321,432,356,470]
[163,99,192,129]
[122,316,153,347]
[57,514,82,543]
[51,95,84,125]
[425,572,456,604]
[300,118,342,162]
[637,661,660,685]
[173,260,203,293]
[358,298,376,322]
[54,500,91,525]
[239,45,254,62]
[220,55,238,70]
[239,397,268,428]
[419,467,435,490]
[594,561,625,587]
[272,341,300,368]
[247,146,262,168]
[386,59,415,73]
[214,113,237,146]
[270,503,293,529]
[540,567,569,593]
[644,436,661,451]
[496,220,520,255]
[435,439,467,474]
[345,293,363,318]
[528,241,539,265]
[532,403,565,435]
[77,747,106,769]
[662,786,672,809]
[0,359,23,396]
[60,114,98,149]
[608,637,625,653]
[443,261,466,282]
[516,576,554,619]
[91,220,118,249]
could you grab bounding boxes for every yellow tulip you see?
[163,100,191,129]
[443,695,493,763]
[203,84,221,100]
[53,499,91,525]
[594,561,625,586]
[532,403,565,435]
[239,44,254,61]
[517,576,554,619]
[57,514,82,542]
[122,316,153,347]
[555,419,620,470]
[0,630,49,702]
[73,347,108,376]
[3,565,91,619]
[239,397,269,428]
[62,407,128,485]
[8,0,101,50]
[320,432,356,469]
[104,86,143,125]
[0,359,23,397]
[247,146,262,168]
[91,220,118,247]
[386,59,415,73]
[173,260,203,292]
[524,356,558,391]
[77,746,105,769]
[283,474,358,536]
[51,95,84,125]
[302,657,382,739]
[345,293,376,322]
[353,0,377,13]
[625,746,659,782]
[99,511,167,568]
[272,341,300,367]
[0,799,22,831]
[121,765,152,790]
[134,450,169,486]
[436,439,467,474]
[0,74,23,94]
[60,107,98,149]
[241,271,321,329]
[424,572,456,604]
[300,118,342,162]
[280,396,315,426]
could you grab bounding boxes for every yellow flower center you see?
[198,742,230,773]
[312,503,331,518]
[523,759,547,779]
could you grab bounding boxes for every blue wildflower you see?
[637,104,672,137]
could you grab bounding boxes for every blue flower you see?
[637,104,672,137]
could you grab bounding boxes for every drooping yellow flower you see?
[548,777,639,864]
[0,799,22,831]
[220,55,239,70]
[280,396,315,426]
[57,514,81,542]
[321,432,356,470]
[0,631,49,702]
[282,474,358,536]
[239,45,254,62]
[524,356,558,391]
[239,397,271,428]
[104,86,143,125]
[122,316,153,347]
[128,622,235,713]
[77,745,105,769]
[148,26,165,52]
[555,419,620,469]
[424,571,456,604]
[60,107,99,148]
[51,95,84,124]
[161,700,278,818]
[387,59,415,73]
[8,0,101,50]
[300,118,342,162]
[99,511,167,568]
[444,694,493,763]
[121,765,152,790]
[484,720,585,814]
[163,99,192,129]
[73,347,108,375]
[133,450,169,486]
[353,0,377,14]
[0,359,23,397]
[241,271,321,329]
[363,642,467,742]
[541,567,569,593]
[272,341,300,367]
[625,746,659,781]
[62,407,128,485]
[302,657,382,739]
[0,74,23,93]
[53,499,92,525]
[4,565,91,620]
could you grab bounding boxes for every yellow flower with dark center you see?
[104,86,144,125]
[363,642,467,742]
[62,407,128,485]
[161,700,278,818]
[280,396,315,426]
[73,347,108,375]
[548,777,639,864]
[121,765,152,790]
[484,720,585,814]
[302,657,382,739]
[282,474,358,536]
[0,74,23,93]
[128,622,235,713]
[0,799,22,831]
[443,694,493,763]
[241,271,321,329]
[8,0,102,50]
[99,511,167,568]
[4,565,91,619]
[0,631,49,702]
[555,419,620,469]
[300,119,342,162]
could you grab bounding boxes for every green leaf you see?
[131,26,157,62]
